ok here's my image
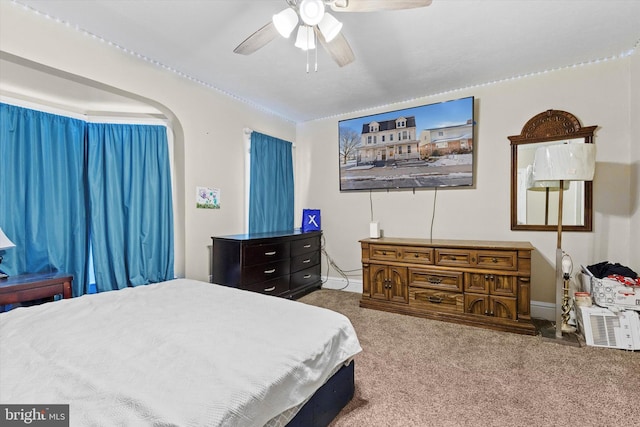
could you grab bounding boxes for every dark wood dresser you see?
[0,272,73,309]
[211,230,322,299]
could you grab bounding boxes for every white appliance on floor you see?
[576,305,640,350]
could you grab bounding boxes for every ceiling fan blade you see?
[233,21,279,55]
[316,28,355,67]
[330,0,432,12]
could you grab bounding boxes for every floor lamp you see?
[526,165,570,225]
[533,143,596,339]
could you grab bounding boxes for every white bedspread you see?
[0,279,361,426]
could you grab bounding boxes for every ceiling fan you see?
[233,0,433,68]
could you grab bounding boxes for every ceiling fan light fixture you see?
[272,8,299,38]
[318,12,342,42]
[299,0,325,26]
[294,25,316,51]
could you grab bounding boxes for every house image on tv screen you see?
[419,120,473,158]
[357,116,419,165]
[338,96,475,191]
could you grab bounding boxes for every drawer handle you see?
[264,286,276,292]
[264,269,276,274]
[414,253,420,258]
[303,274,311,279]
[428,277,442,284]
[304,244,311,248]
[264,251,277,256]
[382,251,387,255]
[428,296,443,303]
[303,259,311,263]
[492,257,498,263]
[450,256,457,260]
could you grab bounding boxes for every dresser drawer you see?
[290,264,321,290]
[409,287,464,314]
[244,276,290,296]
[243,242,290,265]
[409,269,463,292]
[476,251,517,271]
[291,251,320,273]
[369,245,401,261]
[465,273,517,296]
[435,248,473,267]
[400,247,434,265]
[241,260,290,285]
[291,235,320,254]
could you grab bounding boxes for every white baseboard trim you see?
[531,300,556,321]
[321,276,363,294]
[321,276,557,321]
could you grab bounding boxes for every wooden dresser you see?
[0,272,73,311]
[360,237,536,335]
[212,230,322,299]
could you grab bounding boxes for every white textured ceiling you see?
[5,0,640,122]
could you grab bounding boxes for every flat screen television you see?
[338,96,475,191]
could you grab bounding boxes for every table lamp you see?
[533,142,596,338]
[0,228,16,280]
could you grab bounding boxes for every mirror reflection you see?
[508,109,595,232]
[516,139,586,226]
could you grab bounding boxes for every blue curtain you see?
[0,103,174,298]
[0,103,89,296]
[249,132,294,233]
[87,123,174,291]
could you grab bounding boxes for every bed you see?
[0,278,361,426]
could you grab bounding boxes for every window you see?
[390,134,394,141]
[407,145,412,153]
[0,103,175,296]
[398,146,403,154]
[367,135,372,144]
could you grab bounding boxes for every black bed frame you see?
[286,361,355,427]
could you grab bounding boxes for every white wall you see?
[0,2,296,282]
[1,2,636,306]
[630,51,640,269]
[296,56,636,304]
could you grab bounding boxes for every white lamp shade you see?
[0,228,15,250]
[272,8,298,38]
[526,165,569,191]
[299,0,325,26]
[533,143,596,182]
[295,25,316,50]
[561,254,573,275]
[318,13,342,42]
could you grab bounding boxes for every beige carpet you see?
[298,289,640,427]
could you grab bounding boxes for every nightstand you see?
[0,272,73,307]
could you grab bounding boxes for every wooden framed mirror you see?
[508,110,596,231]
